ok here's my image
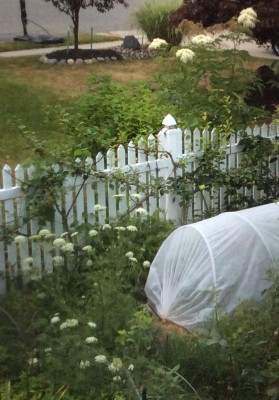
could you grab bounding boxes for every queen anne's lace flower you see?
[52,256,64,267]
[85,336,98,344]
[176,48,195,63]
[94,204,106,212]
[82,245,93,252]
[149,38,168,49]
[60,318,78,330]
[143,260,151,268]
[89,229,98,237]
[126,225,137,232]
[128,364,134,371]
[22,257,34,271]
[125,252,134,258]
[39,229,51,237]
[95,355,107,363]
[135,207,148,215]
[62,243,74,252]
[129,257,138,263]
[131,193,142,199]
[53,238,67,248]
[80,360,90,369]
[237,8,257,29]
[102,224,111,230]
[191,34,213,44]
[108,358,123,372]
[15,235,27,244]
[87,321,97,328]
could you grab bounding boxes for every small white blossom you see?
[89,229,98,237]
[82,245,93,252]
[22,257,34,272]
[131,193,142,199]
[71,231,79,237]
[80,360,90,369]
[191,34,213,45]
[143,260,151,268]
[114,226,126,231]
[87,321,97,328]
[135,207,148,215]
[44,348,52,353]
[128,364,134,371]
[176,48,195,63]
[53,238,67,248]
[113,375,122,381]
[50,315,60,324]
[52,256,64,267]
[85,336,98,344]
[126,225,138,232]
[95,355,107,363]
[62,242,74,252]
[60,232,69,238]
[94,204,106,212]
[86,260,93,267]
[129,257,138,263]
[125,252,134,258]
[60,318,79,330]
[112,194,125,198]
[149,38,168,49]
[15,235,27,244]
[102,224,112,230]
[38,229,51,237]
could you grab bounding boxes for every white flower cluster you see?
[126,225,137,232]
[80,360,90,369]
[85,336,98,344]
[108,357,123,372]
[135,207,148,215]
[14,235,27,244]
[52,256,64,267]
[87,321,97,328]
[237,8,257,29]
[95,355,107,363]
[149,38,168,50]
[50,314,60,324]
[102,224,111,230]
[82,245,93,252]
[94,204,106,212]
[176,48,195,63]
[89,229,98,237]
[60,318,79,330]
[191,34,213,45]
[143,260,151,269]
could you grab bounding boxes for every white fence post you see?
[157,114,183,223]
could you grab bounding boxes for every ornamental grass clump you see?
[133,0,182,45]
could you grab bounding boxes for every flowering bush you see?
[176,48,195,63]
[148,37,168,50]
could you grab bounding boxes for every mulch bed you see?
[45,48,122,61]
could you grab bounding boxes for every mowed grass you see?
[0,55,161,167]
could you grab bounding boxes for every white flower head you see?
[38,229,51,237]
[131,193,142,199]
[95,355,107,363]
[176,48,195,63]
[52,256,64,267]
[149,38,168,49]
[114,226,126,231]
[80,360,90,369]
[85,336,98,344]
[112,194,125,199]
[53,238,67,248]
[62,242,74,252]
[108,358,122,372]
[86,259,93,267]
[126,225,138,232]
[71,231,79,237]
[60,232,69,238]
[15,235,27,244]
[89,229,98,237]
[94,204,106,212]
[135,207,148,215]
[28,357,38,365]
[60,318,79,330]
[102,224,111,230]
[22,257,34,272]
[125,251,134,258]
[128,364,134,371]
[44,348,52,353]
[143,260,151,268]
[129,257,138,263]
[191,34,213,45]
[50,315,60,324]
[87,321,97,328]
[82,245,93,252]
[237,8,257,29]
[113,375,122,381]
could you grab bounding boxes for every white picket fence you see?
[0,115,278,290]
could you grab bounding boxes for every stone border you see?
[39,46,159,65]
[40,55,118,65]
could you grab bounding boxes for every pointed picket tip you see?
[162,114,177,128]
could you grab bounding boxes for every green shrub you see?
[133,0,182,45]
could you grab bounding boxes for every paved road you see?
[0,0,152,40]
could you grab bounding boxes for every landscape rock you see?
[121,35,141,50]
[47,58,57,64]
[67,59,75,65]
[76,58,84,64]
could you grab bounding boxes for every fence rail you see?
[0,117,278,291]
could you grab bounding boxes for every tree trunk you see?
[73,6,80,51]
[19,0,28,36]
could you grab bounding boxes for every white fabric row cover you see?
[145,203,279,330]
